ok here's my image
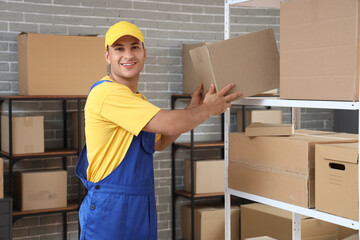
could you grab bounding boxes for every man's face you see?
[105,35,146,82]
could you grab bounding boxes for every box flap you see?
[316,142,358,164]
[245,123,294,137]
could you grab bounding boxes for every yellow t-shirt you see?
[85,76,161,182]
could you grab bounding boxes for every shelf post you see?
[224,107,231,240]
[292,212,301,240]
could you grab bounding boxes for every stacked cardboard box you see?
[316,142,359,220]
[182,204,239,240]
[241,203,357,240]
[280,0,360,101]
[1,115,44,154]
[17,33,107,95]
[229,129,358,208]
[14,170,67,211]
[237,109,282,132]
[184,159,224,194]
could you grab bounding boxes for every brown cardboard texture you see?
[0,158,3,199]
[14,170,67,211]
[280,0,360,101]
[17,33,107,95]
[237,109,282,131]
[245,123,294,137]
[182,43,205,94]
[315,142,359,220]
[1,115,44,154]
[182,204,239,240]
[229,130,358,208]
[244,237,277,240]
[241,203,353,240]
[184,159,224,194]
[189,28,279,99]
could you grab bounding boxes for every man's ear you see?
[104,49,111,64]
[143,47,147,60]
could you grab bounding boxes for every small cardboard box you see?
[72,111,85,149]
[184,159,224,194]
[1,115,44,154]
[229,130,358,208]
[17,33,107,95]
[182,43,206,94]
[245,123,294,137]
[241,203,355,240]
[0,158,3,199]
[315,142,359,220]
[189,28,279,99]
[280,0,360,101]
[237,110,282,132]
[14,170,67,211]
[182,204,239,240]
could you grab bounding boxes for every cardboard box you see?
[280,0,360,101]
[1,115,44,154]
[72,111,85,149]
[241,203,355,240]
[245,123,294,137]
[182,43,205,94]
[237,110,282,132]
[315,142,359,220]
[189,28,279,99]
[17,33,107,95]
[229,130,358,208]
[182,204,239,240]
[245,237,277,240]
[0,158,3,199]
[14,170,67,211]
[184,159,224,194]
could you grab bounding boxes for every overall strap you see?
[89,79,112,93]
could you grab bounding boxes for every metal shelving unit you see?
[0,95,87,240]
[171,94,225,240]
[224,1,360,240]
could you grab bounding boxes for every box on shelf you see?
[245,237,277,240]
[280,0,360,101]
[0,158,3,199]
[315,142,359,220]
[189,28,279,100]
[14,170,67,211]
[229,130,358,208]
[17,33,107,95]
[184,159,224,194]
[237,110,282,132]
[245,123,294,137]
[1,115,44,154]
[241,203,356,240]
[182,43,206,94]
[182,204,239,240]
[72,111,85,149]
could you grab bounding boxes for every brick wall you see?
[0,0,333,239]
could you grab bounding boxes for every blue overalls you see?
[75,80,158,240]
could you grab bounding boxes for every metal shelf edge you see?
[227,188,360,230]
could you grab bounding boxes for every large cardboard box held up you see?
[280,0,360,101]
[189,28,279,99]
[182,204,239,240]
[184,159,224,194]
[182,43,205,94]
[229,130,358,208]
[1,115,44,154]
[17,33,107,95]
[316,142,359,220]
[14,170,67,211]
[237,110,282,132]
[241,203,356,240]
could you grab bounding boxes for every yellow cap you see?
[105,21,144,50]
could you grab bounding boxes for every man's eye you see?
[132,46,140,50]
[115,47,124,51]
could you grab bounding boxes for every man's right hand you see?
[203,83,242,117]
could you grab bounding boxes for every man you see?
[75,21,241,240]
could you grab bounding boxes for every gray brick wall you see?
[0,0,333,239]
